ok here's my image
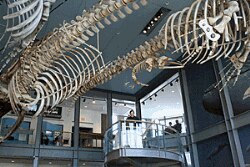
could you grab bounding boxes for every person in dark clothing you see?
[164,122,175,134]
[55,133,63,146]
[41,132,49,145]
[41,132,44,144]
[126,110,140,129]
[173,120,182,133]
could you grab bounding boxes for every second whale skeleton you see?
[0,0,250,141]
[162,0,250,89]
[128,0,249,90]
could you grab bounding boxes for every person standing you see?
[55,133,63,146]
[173,120,182,133]
[126,110,140,129]
[165,122,174,134]
[125,110,142,148]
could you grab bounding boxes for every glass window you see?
[0,111,35,145]
[140,73,186,133]
[41,98,75,147]
[112,99,136,124]
[79,96,107,148]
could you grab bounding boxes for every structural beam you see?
[215,60,245,167]
[135,99,142,119]
[73,97,80,167]
[107,92,113,128]
[180,69,200,167]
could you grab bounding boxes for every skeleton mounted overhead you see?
[0,0,56,73]
[244,86,250,99]
[129,0,249,88]
[0,0,249,142]
[131,56,184,87]
[161,0,250,89]
[0,0,149,141]
[73,0,250,99]
[7,0,148,115]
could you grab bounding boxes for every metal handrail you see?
[104,120,185,154]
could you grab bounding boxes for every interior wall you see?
[182,61,233,167]
[42,106,74,146]
[79,108,107,133]
[0,163,32,167]
[0,162,103,167]
[227,71,250,116]
[238,124,250,164]
[184,61,224,132]
[196,133,233,167]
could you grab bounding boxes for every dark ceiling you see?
[0,0,193,95]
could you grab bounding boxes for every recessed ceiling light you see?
[11,160,15,163]
[141,7,171,35]
[82,163,86,166]
[92,100,96,104]
[171,90,175,93]
[84,106,87,108]
[49,162,52,165]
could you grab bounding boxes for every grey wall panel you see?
[227,71,250,116]
[78,150,104,161]
[238,124,250,164]
[39,148,73,158]
[184,61,224,132]
[219,57,250,116]
[0,146,34,157]
[197,133,233,167]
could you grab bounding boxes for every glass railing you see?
[157,116,185,134]
[104,120,187,160]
